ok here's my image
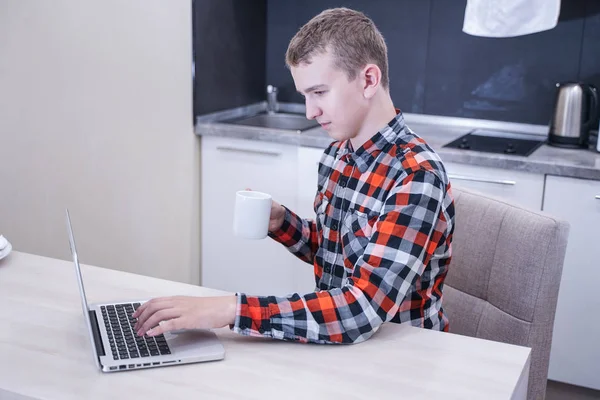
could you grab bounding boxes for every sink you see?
[224,112,319,132]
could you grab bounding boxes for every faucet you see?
[266,84,279,114]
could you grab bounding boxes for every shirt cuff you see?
[267,206,296,244]
[231,293,277,338]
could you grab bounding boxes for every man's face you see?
[291,51,367,142]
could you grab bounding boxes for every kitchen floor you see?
[546,380,600,400]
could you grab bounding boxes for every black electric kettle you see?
[548,82,599,148]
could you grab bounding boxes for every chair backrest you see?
[444,188,569,400]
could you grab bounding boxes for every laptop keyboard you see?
[101,303,171,361]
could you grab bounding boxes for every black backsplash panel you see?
[193,0,266,116]
[425,0,585,124]
[265,0,301,103]
[265,0,600,125]
[267,0,431,112]
[579,1,600,100]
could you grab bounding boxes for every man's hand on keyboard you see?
[132,295,237,337]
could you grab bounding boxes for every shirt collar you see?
[338,109,406,173]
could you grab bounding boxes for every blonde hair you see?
[286,7,389,89]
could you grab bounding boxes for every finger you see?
[136,308,181,337]
[133,298,174,331]
[133,300,153,330]
[132,297,172,318]
[146,318,180,337]
[133,297,178,331]
[132,299,152,318]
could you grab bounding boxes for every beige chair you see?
[443,188,569,400]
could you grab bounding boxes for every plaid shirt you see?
[232,111,455,344]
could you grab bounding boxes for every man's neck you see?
[350,91,397,151]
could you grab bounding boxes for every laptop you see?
[65,209,225,372]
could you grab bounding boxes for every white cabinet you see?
[200,139,550,299]
[296,146,324,219]
[543,175,600,390]
[444,162,544,211]
[200,136,299,296]
[294,146,326,293]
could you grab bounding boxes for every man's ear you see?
[362,63,382,99]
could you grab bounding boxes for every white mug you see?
[233,190,272,239]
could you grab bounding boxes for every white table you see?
[0,251,531,399]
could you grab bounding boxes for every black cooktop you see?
[443,129,546,157]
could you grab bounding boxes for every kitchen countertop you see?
[195,102,600,181]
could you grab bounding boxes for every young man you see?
[133,7,454,344]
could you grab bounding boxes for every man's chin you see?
[329,130,351,143]
[327,129,343,141]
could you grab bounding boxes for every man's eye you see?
[314,91,325,96]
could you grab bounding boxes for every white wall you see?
[0,1,200,284]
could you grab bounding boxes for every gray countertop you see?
[195,102,600,181]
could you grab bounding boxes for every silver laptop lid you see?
[66,209,102,369]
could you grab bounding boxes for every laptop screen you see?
[65,209,102,368]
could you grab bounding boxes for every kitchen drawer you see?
[444,162,544,211]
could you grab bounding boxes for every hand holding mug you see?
[268,198,286,232]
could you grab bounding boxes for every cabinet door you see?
[294,146,326,293]
[543,175,600,390]
[297,146,324,220]
[444,162,544,211]
[201,136,298,296]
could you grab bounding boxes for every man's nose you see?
[305,99,322,120]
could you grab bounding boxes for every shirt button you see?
[340,178,346,187]
[331,223,338,230]
[324,266,331,273]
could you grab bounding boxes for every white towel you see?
[463,0,561,38]
[0,235,7,251]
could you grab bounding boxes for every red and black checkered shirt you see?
[232,111,455,344]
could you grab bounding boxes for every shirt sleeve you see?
[268,206,319,265]
[232,169,448,344]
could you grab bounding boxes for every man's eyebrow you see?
[297,84,328,94]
